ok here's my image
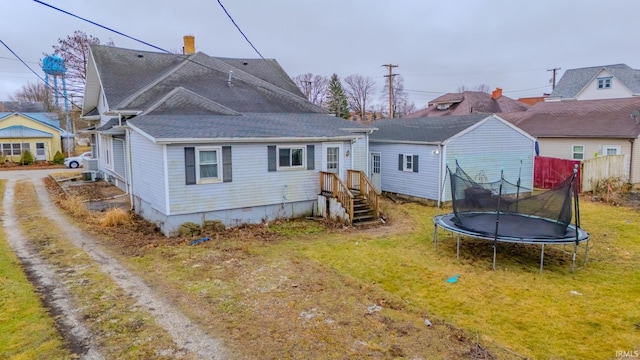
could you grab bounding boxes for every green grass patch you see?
[0,180,71,359]
[294,200,640,359]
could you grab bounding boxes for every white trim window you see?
[100,136,113,168]
[196,147,221,183]
[404,154,413,171]
[1,142,30,156]
[602,145,621,156]
[597,77,612,90]
[278,146,305,169]
[572,145,585,160]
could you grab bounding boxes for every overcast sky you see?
[1,0,639,108]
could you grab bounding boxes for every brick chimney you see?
[491,87,502,100]
[183,35,195,55]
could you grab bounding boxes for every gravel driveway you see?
[1,169,226,359]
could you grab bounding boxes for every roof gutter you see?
[152,135,361,145]
[369,139,443,145]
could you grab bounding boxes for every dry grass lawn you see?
[28,176,640,358]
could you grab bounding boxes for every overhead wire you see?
[30,0,305,106]
[0,38,80,109]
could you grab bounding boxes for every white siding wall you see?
[445,117,535,192]
[130,131,167,213]
[351,135,368,172]
[537,137,633,183]
[537,137,631,161]
[166,142,323,215]
[371,117,535,202]
[633,136,640,184]
[369,143,440,200]
[577,70,633,100]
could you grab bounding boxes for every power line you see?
[0,55,39,64]
[216,0,265,60]
[33,0,170,53]
[0,38,81,109]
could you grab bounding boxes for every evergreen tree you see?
[325,74,350,119]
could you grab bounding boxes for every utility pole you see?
[302,80,312,102]
[382,64,398,118]
[547,67,561,91]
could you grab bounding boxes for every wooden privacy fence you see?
[581,155,627,192]
[534,156,581,191]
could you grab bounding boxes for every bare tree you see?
[10,81,56,111]
[293,73,329,106]
[46,30,114,105]
[457,84,491,93]
[343,74,376,120]
[380,75,415,118]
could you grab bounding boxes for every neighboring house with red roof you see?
[546,64,640,102]
[81,39,379,236]
[406,88,529,118]
[503,97,640,185]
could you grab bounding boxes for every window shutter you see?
[413,155,419,173]
[222,146,232,182]
[185,147,196,185]
[268,145,276,172]
[307,145,315,170]
[398,154,403,171]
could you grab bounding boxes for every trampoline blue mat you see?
[434,213,590,245]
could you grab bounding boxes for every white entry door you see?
[322,143,343,178]
[35,142,46,161]
[370,152,381,191]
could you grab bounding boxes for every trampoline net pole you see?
[539,244,545,274]
[584,239,590,265]
[433,223,438,250]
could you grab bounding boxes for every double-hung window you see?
[404,154,413,172]
[398,153,419,172]
[196,147,221,183]
[185,146,231,185]
[572,145,584,160]
[278,146,304,169]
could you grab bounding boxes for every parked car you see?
[64,152,92,168]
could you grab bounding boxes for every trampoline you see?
[433,162,590,272]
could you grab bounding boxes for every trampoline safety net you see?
[450,163,575,239]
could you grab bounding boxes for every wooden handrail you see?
[320,171,354,223]
[347,170,380,217]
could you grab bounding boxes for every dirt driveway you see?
[1,169,225,359]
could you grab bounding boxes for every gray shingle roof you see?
[369,114,490,143]
[127,113,376,141]
[502,97,640,138]
[90,45,325,114]
[549,64,640,99]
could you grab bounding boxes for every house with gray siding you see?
[369,114,535,204]
[81,39,377,236]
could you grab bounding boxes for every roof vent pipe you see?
[228,70,233,86]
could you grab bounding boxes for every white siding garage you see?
[369,114,536,203]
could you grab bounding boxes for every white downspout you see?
[437,144,444,208]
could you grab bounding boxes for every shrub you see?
[53,151,65,165]
[20,150,34,165]
[99,208,133,228]
[59,195,92,219]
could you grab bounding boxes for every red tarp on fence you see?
[534,156,581,191]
